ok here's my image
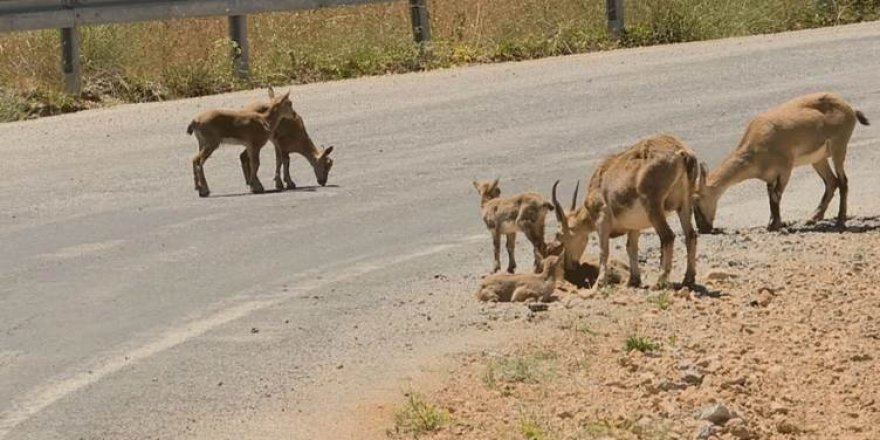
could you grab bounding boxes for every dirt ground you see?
[386,216,880,440]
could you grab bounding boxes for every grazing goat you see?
[475,255,562,302]
[694,92,870,232]
[244,88,335,189]
[473,179,555,274]
[186,90,294,197]
[553,134,704,289]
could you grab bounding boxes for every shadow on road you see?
[208,184,340,198]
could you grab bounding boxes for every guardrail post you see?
[408,0,431,50]
[228,15,250,78]
[606,0,625,36]
[60,26,81,95]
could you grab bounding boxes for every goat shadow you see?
[563,261,723,299]
[209,184,340,198]
[706,215,880,235]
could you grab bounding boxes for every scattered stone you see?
[527,303,549,312]
[695,422,720,439]
[776,418,801,434]
[699,402,735,425]
[724,418,756,439]
[250,327,260,334]
[681,368,705,386]
[705,269,739,282]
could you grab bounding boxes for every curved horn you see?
[570,180,580,212]
[552,180,570,235]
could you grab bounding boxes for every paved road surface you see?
[1,22,879,440]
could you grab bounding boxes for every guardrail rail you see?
[0,0,625,94]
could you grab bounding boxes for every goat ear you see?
[472,181,480,191]
[322,145,334,157]
[491,178,500,189]
[699,162,709,191]
[267,87,275,98]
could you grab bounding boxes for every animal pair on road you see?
[475,92,869,294]
[186,88,335,198]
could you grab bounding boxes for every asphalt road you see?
[1,22,879,440]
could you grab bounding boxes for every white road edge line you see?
[0,234,484,438]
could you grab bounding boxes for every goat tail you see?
[543,201,555,212]
[186,121,196,135]
[856,110,870,126]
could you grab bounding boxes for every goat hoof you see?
[198,189,210,198]
[250,184,265,194]
[506,266,516,274]
[767,221,783,232]
[627,278,642,288]
[274,180,284,191]
[286,182,297,190]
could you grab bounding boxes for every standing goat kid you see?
[187,90,294,197]
[553,134,704,289]
[244,88,335,189]
[473,179,555,274]
[694,92,869,232]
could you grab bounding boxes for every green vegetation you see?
[520,415,551,440]
[483,352,555,388]
[624,335,661,353]
[1,0,878,121]
[391,392,450,438]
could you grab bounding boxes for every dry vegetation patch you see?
[390,218,880,439]
[1,1,878,121]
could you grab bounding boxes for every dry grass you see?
[0,0,878,121]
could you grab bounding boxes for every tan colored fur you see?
[243,88,335,189]
[475,255,561,302]
[186,89,294,197]
[553,134,704,289]
[473,179,555,274]
[694,92,870,232]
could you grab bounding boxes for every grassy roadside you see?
[387,218,880,439]
[1,0,878,122]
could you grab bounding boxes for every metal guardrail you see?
[0,0,624,95]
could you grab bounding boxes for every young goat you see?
[186,90,294,197]
[244,88,335,189]
[694,92,869,232]
[475,255,562,302]
[473,179,555,274]
[553,134,704,289]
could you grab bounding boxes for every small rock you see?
[699,402,735,425]
[695,422,720,439]
[557,410,574,419]
[705,269,738,282]
[681,368,705,386]
[770,402,790,415]
[851,353,872,362]
[527,303,548,312]
[250,327,260,334]
[724,418,756,439]
[776,418,801,434]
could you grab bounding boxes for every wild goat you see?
[553,134,704,289]
[475,255,562,302]
[473,179,555,274]
[244,88,335,189]
[694,92,870,232]
[186,90,294,197]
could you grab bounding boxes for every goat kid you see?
[473,179,555,274]
[186,90,294,197]
[475,255,562,302]
[244,87,335,189]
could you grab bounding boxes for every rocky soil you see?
[388,217,880,440]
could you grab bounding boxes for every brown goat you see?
[553,134,704,289]
[473,179,555,274]
[694,92,870,232]
[244,88,335,188]
[186,90,294,197]
[475,255,562,302]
